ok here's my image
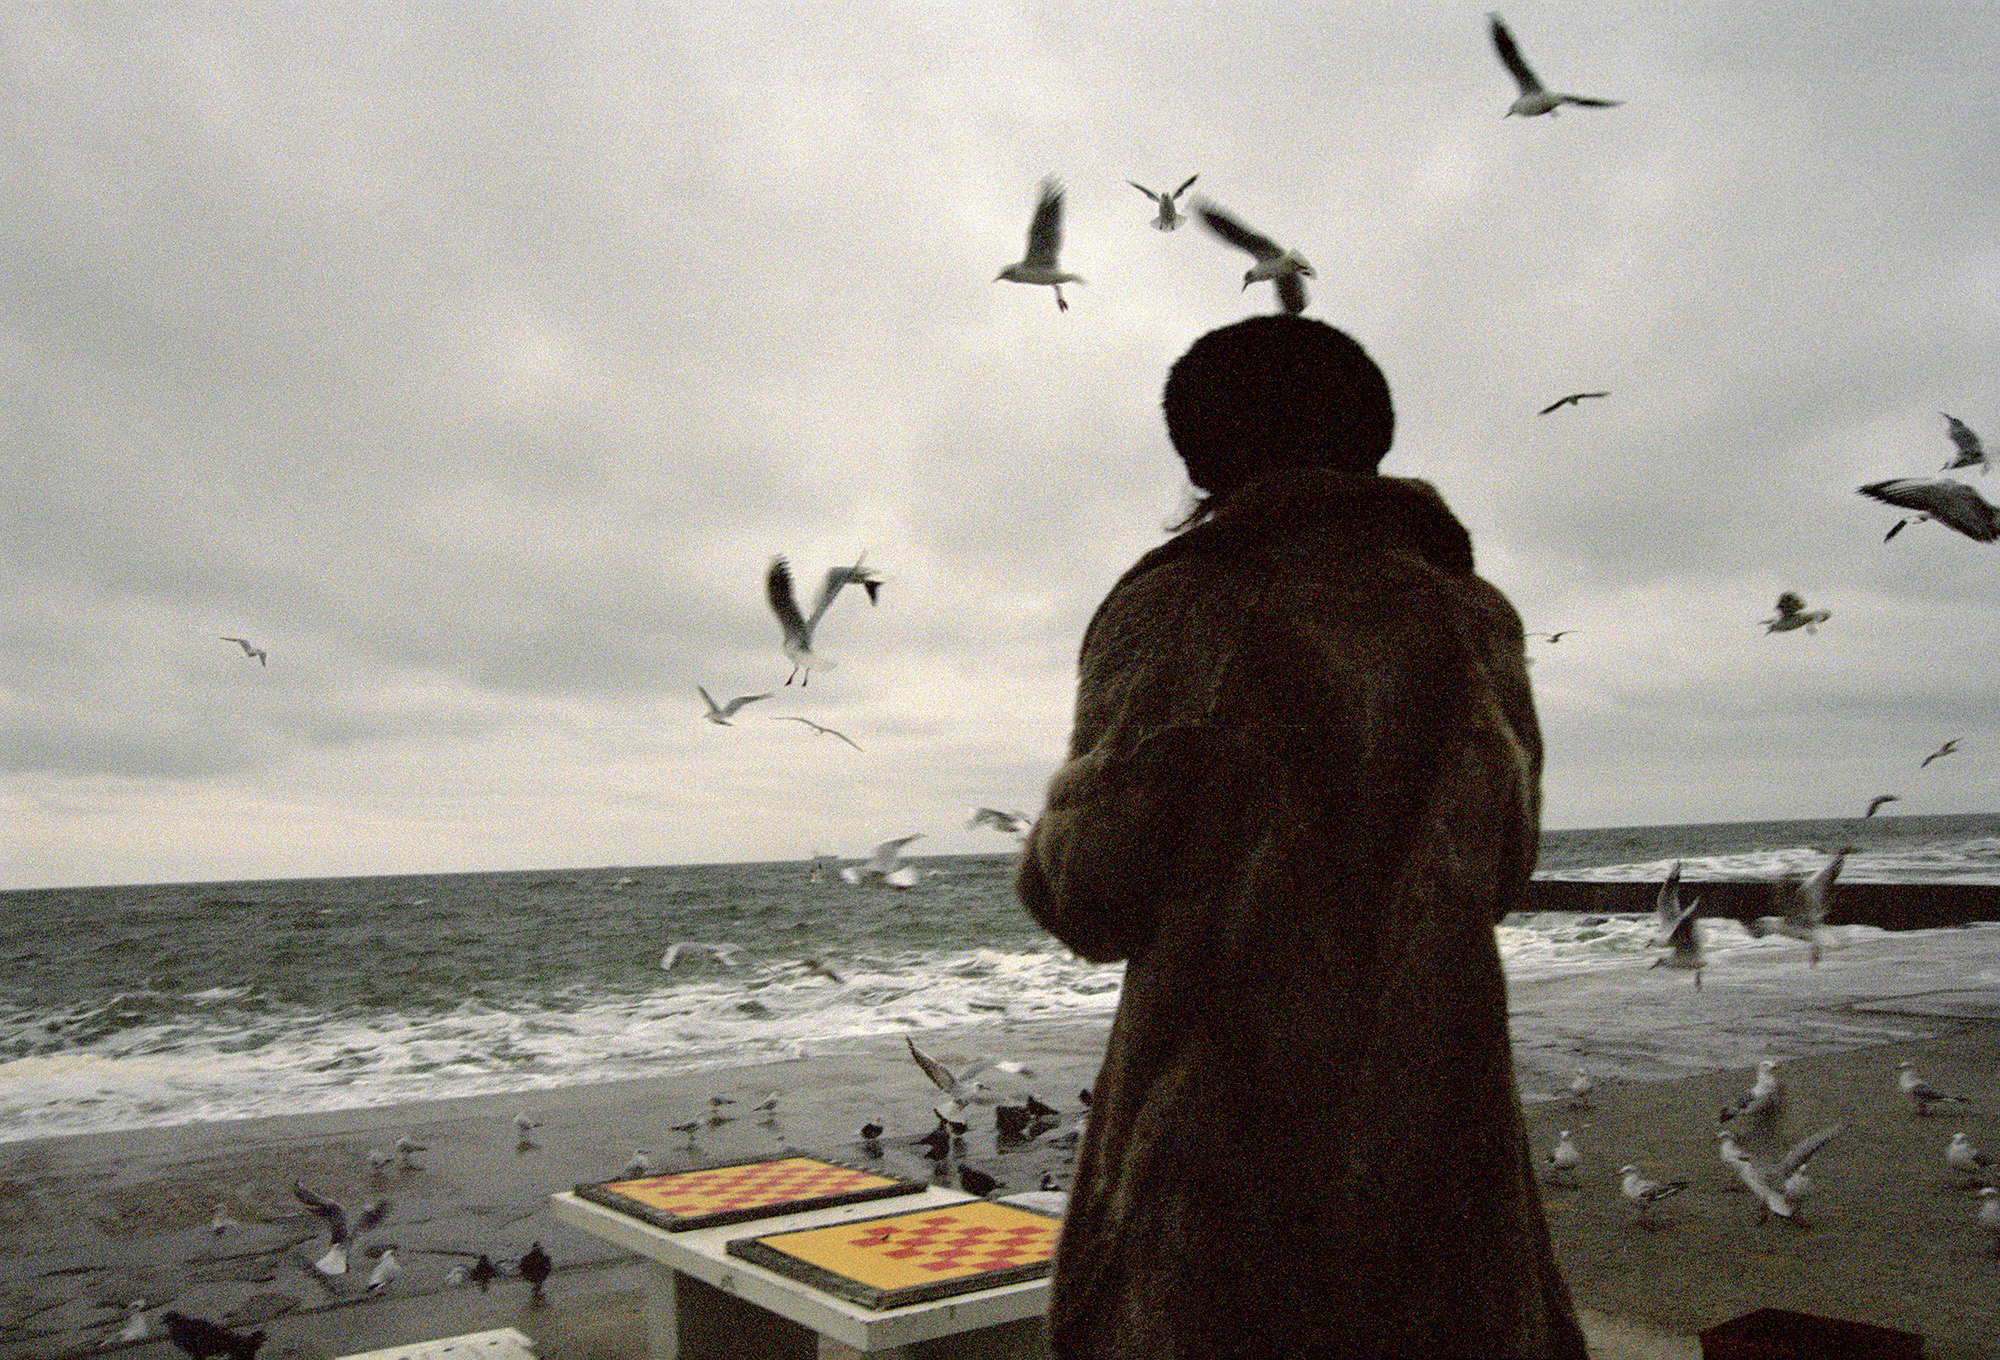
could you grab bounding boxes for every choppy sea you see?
[3,813,1998,1144]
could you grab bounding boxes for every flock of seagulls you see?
[1648,843,1857,985]
[1555,1057,1989,1245]
[992,14,1621,319]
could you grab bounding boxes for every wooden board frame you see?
[574,1154,925,1232]
[725,1198,1062,1310]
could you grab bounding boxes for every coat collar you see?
[1148,469,1476,578]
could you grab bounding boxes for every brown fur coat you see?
[1018,471,1585,1359]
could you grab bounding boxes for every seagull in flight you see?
[966,807,1033,835]
[765,553,881,686]
[995,177,1083,312]
[698,687,771,725]
[220,637,267,665]
[1128,174,1198,230]
[1864,794,1900,818]
[1921,739,1961,767]
[1528,630,1577,643]
[1488,13,1623,117]
[1761,591,1829,634]
[292,1182,391,1275]
[1717,1124,1843,1224]
[1860,477,2000,542]
[1650,859,1705,987]
[1748,847,1851,965]
[772,715,862,751]
[843,834,924,885]
[1538,391,1609,414]
[661,941,747,971]
[1196,202,1314,314]
[906,1036,1034,1120]
[1942,414,1989,474]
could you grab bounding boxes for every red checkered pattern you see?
[642,1159,890,1215]
[847,1212,1055,1274]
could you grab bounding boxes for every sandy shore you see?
[5,929,1999,1360]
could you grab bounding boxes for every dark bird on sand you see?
[1196,201,1314,314]
[1488,12,1622,116]
[959,1166,1001,1196]
[1538,391,1608,414]
[1860,476,2000,542]
[161,1313,265,1360]
[468,1254,500,1293]
[519,1242,553,1303]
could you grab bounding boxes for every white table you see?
[552,1188,1053,1359]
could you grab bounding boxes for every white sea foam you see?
[1546,839,2000,884]
[3,915,1994,1145]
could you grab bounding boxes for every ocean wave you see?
[1540,839,2000,885]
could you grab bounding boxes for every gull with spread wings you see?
[773,715,862,751]
[995,177,1083,312]
[765,553,881,686]
[221,637,268,665]
[1197,202,1313,314]
[1860,477,2000,543]
[1488,13,1623,117]
[697,687,771,725]
[1128,174,1198,231]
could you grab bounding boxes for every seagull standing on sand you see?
[772,715,863,751]
[1716,1125,1843,1224]
[1196,202,1314,314]
[1618,1166,1687,1226]
[1566,1068,1596,1107]
[1488,13,1622,116]
[291,1183,391,1276]
[1761,591,1830,634]
[1748,847,1851,965]
[365,1247,402,1295]
[1922,739,1961,768]
[1546,1131,1581,1186]
[1947,1132,1998,1185]
[765,554,881,686]
[109,1301,149,1346]
[1980,1187,2000,1254]
[995,177,1083,312]
[220,637,267,665]
[1942,414,1989,473]
[1538,392,1609,415]
[1899,1060,1974,1116]
[1860,477,2000,542]
[1128,174,1199,230]
[1719,1059,1785,1138]
[1650,860,1705,987]
[615,1150,658,1180]
[697,687,771,725]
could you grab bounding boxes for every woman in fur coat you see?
[1018,315,1586,1359]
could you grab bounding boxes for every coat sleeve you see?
[1016,720,1268,963]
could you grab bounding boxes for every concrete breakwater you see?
[1524,877,2000,930]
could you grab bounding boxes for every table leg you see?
[645,1260,680,1359]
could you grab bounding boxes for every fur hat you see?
[1162,314,1395,495]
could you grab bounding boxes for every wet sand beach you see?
[5,929,1998,1360]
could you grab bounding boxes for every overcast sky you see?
[5,2,1999,890]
